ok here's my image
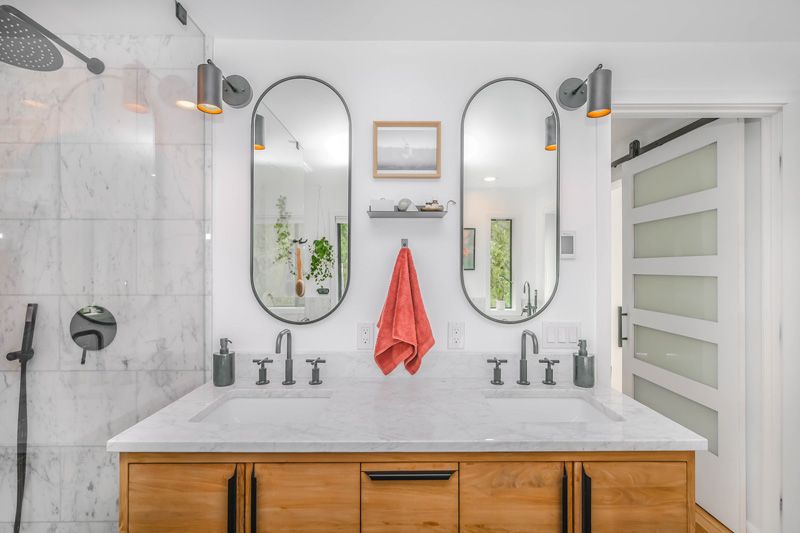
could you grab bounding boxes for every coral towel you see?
[375,247,435,375]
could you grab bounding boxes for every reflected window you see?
[490,219,512,309]
[337,220,349,298]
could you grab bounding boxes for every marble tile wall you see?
[0,28,210,531]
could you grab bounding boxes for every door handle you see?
[582,466,592,533]
[227,467,237,533]
[562,465,568,533]
[365,470,455,481]
[617,306,628,347]
[250,469,257,533]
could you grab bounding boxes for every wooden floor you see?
[695,505,732,533]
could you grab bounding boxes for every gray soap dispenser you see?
[572,339,595,388]
[213,338,235,387]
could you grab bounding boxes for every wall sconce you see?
[196,59,252,115]
[544,113,557,151]
[254,113,265,150]
[557,64,612,118]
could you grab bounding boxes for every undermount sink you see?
[484,393,624,424]
[190,391,332,425]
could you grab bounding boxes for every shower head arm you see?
[1,5,104,73]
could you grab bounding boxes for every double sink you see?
[191,388,623,426]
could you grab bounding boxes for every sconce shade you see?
[545,113,557,151]
[587,67,612,118]
[254,113,265,150]
[196,62,222,114]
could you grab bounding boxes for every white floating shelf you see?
[367,208,448,219]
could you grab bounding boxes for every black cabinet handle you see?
[562,465,568,533]
[617,306,628,347]
[250,469,257,533]
[365,470,455,481]
[227,467,237,533]
[582,466,592,533]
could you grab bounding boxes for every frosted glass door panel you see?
[634,209,717,258]
[634,325,718,388]
[634,375,718,455]
[634,274,717,321]
[633,143,717,207]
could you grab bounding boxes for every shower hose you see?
[6,303,37,533]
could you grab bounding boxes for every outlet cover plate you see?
[448,321,465,350]
[357,323,374,350]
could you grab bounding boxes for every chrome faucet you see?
[276,329,295,385]
[518,329,538,385]
[521,282,537,317]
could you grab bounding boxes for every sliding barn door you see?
[621,119,745,531]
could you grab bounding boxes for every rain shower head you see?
[0,5,104,74]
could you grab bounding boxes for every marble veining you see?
[108,377,707,453]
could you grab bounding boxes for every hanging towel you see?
[375,247,435,375]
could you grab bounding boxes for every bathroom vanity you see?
[109,378,705,532]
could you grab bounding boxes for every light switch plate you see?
[542,322,581,350]
[448,322,465,349]
[357,323,374,350]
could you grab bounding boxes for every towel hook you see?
[401,238,408,248]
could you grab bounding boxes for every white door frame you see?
[596,101,784,533]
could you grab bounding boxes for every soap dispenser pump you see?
[572,339,595,388]
[213,337,236,387]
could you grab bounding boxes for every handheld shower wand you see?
[6,303,37,533]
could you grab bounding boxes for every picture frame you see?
[463,228,476,270]
[373,121,441,179]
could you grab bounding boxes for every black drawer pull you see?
[365,470,455,481]
[227,467,237,533]
[562,465,568,533]
[582,466,592,533]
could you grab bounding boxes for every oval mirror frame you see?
[459,77,560,324]
[250,75,352,325]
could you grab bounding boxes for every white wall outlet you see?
[448,321,465,349]
[357,323,374,350]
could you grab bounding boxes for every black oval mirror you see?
[69,305,117,364]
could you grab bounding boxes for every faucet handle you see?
[486,357,508,367]
[538,358,559,366]
[539,358,559,386]
[253,357,273,385]
[307,358,325,385]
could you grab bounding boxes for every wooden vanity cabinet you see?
[251,463,359,532]
[126,462,245,533]
[119,452,695,533]
[574,461,691,533]
[361,462,459,532]
[460,461,569,533]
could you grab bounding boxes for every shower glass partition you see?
[0,3,210,530]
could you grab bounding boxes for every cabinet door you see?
[128,463,243,533]
[252,463,359,532]
[575,461,689,533]
[361,462,458,533]
[460,462,568,533]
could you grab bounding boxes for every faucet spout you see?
[276,329,295,385]
[517,329,538,385]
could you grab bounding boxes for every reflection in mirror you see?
[461,78,559,323]
[251,77,351,323]
[70,305,117,364]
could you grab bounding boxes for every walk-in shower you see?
[0,5,104,73]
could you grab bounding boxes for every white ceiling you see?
[181,0,800,42]
[9,0,799,42]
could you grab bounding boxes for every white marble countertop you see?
[107,376,707,453]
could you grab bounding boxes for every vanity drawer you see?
[252,463,359,532]
[361,462,459,532]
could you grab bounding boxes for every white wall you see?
[210,41,800,530]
